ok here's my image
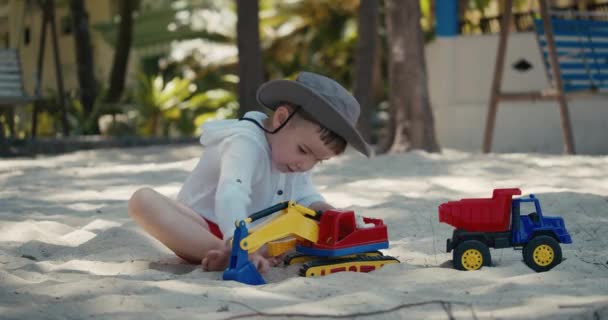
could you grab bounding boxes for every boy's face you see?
[266,107,337,173]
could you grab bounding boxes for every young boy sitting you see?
[128,71,372,273]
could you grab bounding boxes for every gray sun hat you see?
[256,72,373,157]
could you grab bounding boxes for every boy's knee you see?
[128,187,156,218]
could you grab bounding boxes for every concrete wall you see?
[426,32,608,154]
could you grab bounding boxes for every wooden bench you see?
[483,0,608,154]
[0,48,36,139]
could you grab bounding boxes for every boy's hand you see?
[266,253,287,267]
[220,240,280,273]
[249,251,272,273]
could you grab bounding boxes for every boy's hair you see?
[279,101,347,155]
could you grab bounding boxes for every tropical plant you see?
[152,0,362,121]
[259,0,359,83]
[236,0,264,116]
[131,73,237,137]
[63,87,127,135]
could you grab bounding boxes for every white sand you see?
[1,145,607,319]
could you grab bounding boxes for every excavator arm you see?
[223,201,321,285]
[239,202,320,253]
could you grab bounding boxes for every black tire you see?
[453,240,492,271]
[523,235,562,272]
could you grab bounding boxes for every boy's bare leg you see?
[128,187,227,266]
[129,187,273,272]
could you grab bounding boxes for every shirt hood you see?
[199,111,268,147]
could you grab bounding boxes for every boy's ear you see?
[272,105,290,129]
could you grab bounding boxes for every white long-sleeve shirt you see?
[177,111,325,239]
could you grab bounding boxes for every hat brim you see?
[257,79,374,157]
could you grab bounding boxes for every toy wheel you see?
[453,240,491,271]
[523,235,562,272]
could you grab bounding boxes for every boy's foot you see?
[201,249,230,271]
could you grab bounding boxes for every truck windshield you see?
[520,201,537,216]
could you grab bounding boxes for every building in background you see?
[1,0,116,96]
[0,0,229,97]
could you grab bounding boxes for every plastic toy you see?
[223,201,400,285]
[438,188,572,272]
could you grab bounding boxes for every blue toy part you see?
[222,221,265,285]
[511,194,572,245]
[541,216,572,243]
[296,241,389,257]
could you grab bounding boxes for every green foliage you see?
[29,87,127,136]
[131,72,237,137]
[66,90,121,135]
[29,91,87,137]
[106,0,370,137]
[93,3,233,49]
[31,0,519,139]
[34,109,57,137]
[471,0,492,15]
[0,109,21,138]
[259,0,360,85]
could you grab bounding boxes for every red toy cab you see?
[296,210,389,256]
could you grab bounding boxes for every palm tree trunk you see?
[354,0,379,143]
[70,0,97,133]
[236,0,265,117]
[105,0,137,103]
[382,0,409,153]
[383,0,440,153]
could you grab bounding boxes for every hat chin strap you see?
[239,105,301,134]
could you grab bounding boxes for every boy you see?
[128,72,372,273]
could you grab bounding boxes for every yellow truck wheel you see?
[523,235,562,272]
[453,240,491,271]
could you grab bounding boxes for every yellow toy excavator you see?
[223,201,400,285]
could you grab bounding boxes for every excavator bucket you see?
[222,221,265,285]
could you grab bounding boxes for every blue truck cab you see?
[512,194,573,246]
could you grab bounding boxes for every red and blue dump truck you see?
[438,188,572,272]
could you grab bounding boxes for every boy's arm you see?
[214,136,264,238]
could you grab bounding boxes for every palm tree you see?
[105,0,138,103]
[353,0,379,142]
[70,0,97,132]
[382,0,440,153]
[236,0,264,116]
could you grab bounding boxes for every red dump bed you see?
[438,188,522,232]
